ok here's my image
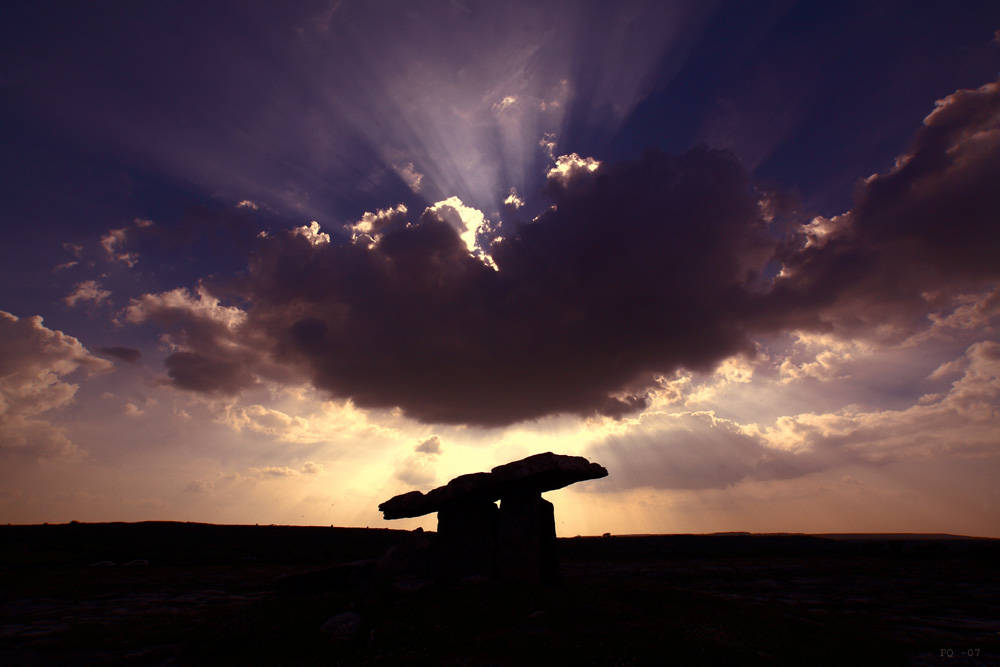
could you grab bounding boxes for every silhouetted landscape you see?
[2,522,997,665]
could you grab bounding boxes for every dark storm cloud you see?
[96,346,142,365]
[764,82,1000,341]
[221,146,776,426]
[131,83,1000,426]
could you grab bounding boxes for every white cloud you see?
[427,196,489,255]
[503,189,524,209]
[539,132,557,161]
[221,403,309,438]
[100,228,128,255]
[779,349,852,383]
[348,204,408,245]
[800,214,849,249]
[777,333,867,384]
[292,221,330,246]
[301,461,324,474]
[393,163,424,192]
[217,395,391,444]
[492,94,518,112]
[589,339,1000,495]
[100,218,153,267]
[762,340,1000,461]
[926,288,1000,335]
[394,453,436,487]
[546,153,600,188]
[125,286,247,332]
[123,402,144,416]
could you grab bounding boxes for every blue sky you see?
[1,1,998,535]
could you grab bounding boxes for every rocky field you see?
[1,523,998,666]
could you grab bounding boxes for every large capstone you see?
[378,453,608,519]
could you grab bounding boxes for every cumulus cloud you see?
[121,83,1000,428]
[0,311,112,460]
[222,404,309,438]
[394,453,436,487]
[425,196,490,255]
[347,204,408,245]
[215,396,386,444]
[301,461,324,474]
[924,288,1000,337]
[504,189,524,210]
[123,401,151,416]
[100,218,154,267]
[292,221,330,246]
[124,286,283,395]
[65,280,112,308]
[393,163,424,192]
[777,334,863,384]
[415,434,442,455]
[590,339,1000,492]
[761,340,1000,462]
[545,152,601,189]
[538,132,557,161]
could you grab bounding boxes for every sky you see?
[1,0,999,537]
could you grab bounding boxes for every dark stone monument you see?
[378,452,607,585]
[496,491,557,584]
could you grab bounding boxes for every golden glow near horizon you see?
[5,326,996,536]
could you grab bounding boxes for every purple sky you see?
[1,1,999,536]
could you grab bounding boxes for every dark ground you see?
[1,523,997,666]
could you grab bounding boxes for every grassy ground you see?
[1,524,997,666]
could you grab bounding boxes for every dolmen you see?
[378,452,607,585]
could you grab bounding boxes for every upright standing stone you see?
[433,501,498,579]
[496,491,557,585]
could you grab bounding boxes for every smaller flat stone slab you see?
[379,452,607,519]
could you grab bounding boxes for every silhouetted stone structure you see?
[379,452,607,584]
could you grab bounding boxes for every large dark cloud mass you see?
[210,146,772,425]
[132,83,1000,427]
[768,82,1000,339]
